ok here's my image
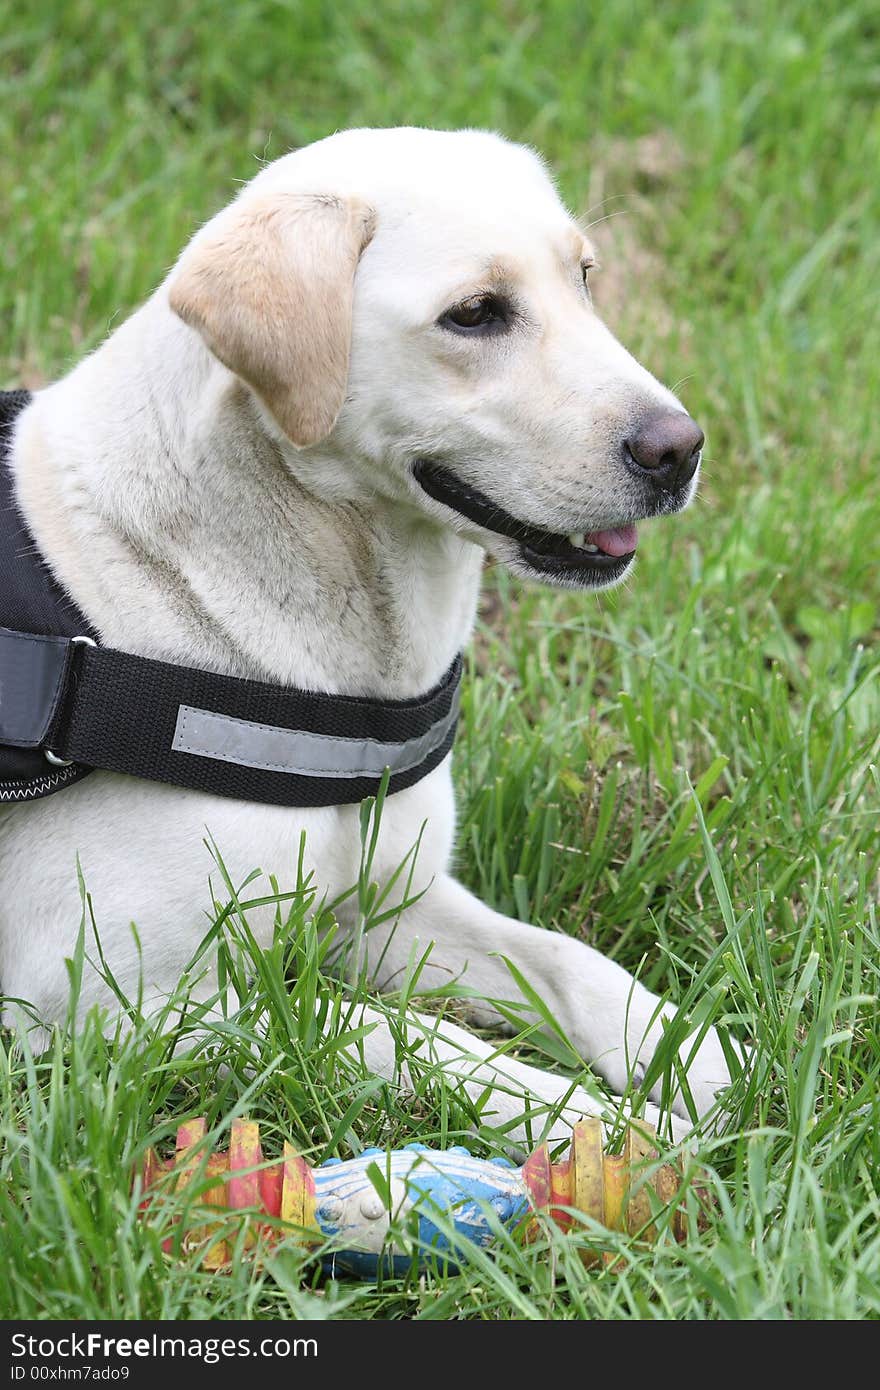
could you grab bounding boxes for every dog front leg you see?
[360,874,734,1123]
[348,1000,690,1151]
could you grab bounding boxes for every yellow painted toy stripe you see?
[174,1117,213,1257]
[602,1154,627,1233]
[571,1117,605,1268]
[623,1124,657,1241]
[282,1142,317,1238]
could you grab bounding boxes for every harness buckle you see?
[44,635,97,767]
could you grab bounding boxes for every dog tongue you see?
[585,524,638,557]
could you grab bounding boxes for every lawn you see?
[1,0,878,1320]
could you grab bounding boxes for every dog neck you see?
[11,299,484,699]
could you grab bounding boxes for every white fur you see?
[0,128,731,1147]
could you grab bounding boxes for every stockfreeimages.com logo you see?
[11,1332,317,1372]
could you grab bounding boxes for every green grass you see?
[2,0,879,1320]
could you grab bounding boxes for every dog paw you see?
[661,1025,741,1121]
[595,1012,742,1125]
[554,1090,694,1147]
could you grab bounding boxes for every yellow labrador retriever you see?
[1,127,730,1145]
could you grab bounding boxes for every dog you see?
[1,127,733,1147]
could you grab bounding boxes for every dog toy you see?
[139,1116,704,1275]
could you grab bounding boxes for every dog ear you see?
[168,193,376,447]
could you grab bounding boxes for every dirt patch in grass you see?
[583,130,687,338]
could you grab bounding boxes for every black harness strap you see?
[1,389,96,800]
[0,389,462,807]
[44,642,461,807]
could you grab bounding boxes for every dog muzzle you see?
[0,390,461,807]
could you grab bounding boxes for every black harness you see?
[0,390,461,806]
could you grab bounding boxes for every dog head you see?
[169,127,702,590]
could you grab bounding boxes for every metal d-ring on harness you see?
[0,390,462,807]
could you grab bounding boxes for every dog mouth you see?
[412,459,637,586]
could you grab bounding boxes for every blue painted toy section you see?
[313,1143,531,1277]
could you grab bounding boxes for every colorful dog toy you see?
[139,1116,704,1275]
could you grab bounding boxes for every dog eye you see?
[580,260,597,305]
[440,294,507,333]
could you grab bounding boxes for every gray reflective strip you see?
[171,687,460,779]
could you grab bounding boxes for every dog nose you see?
[624,411,704,490]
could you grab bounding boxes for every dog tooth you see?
[584,543,599,553]
[567,532,586,548]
